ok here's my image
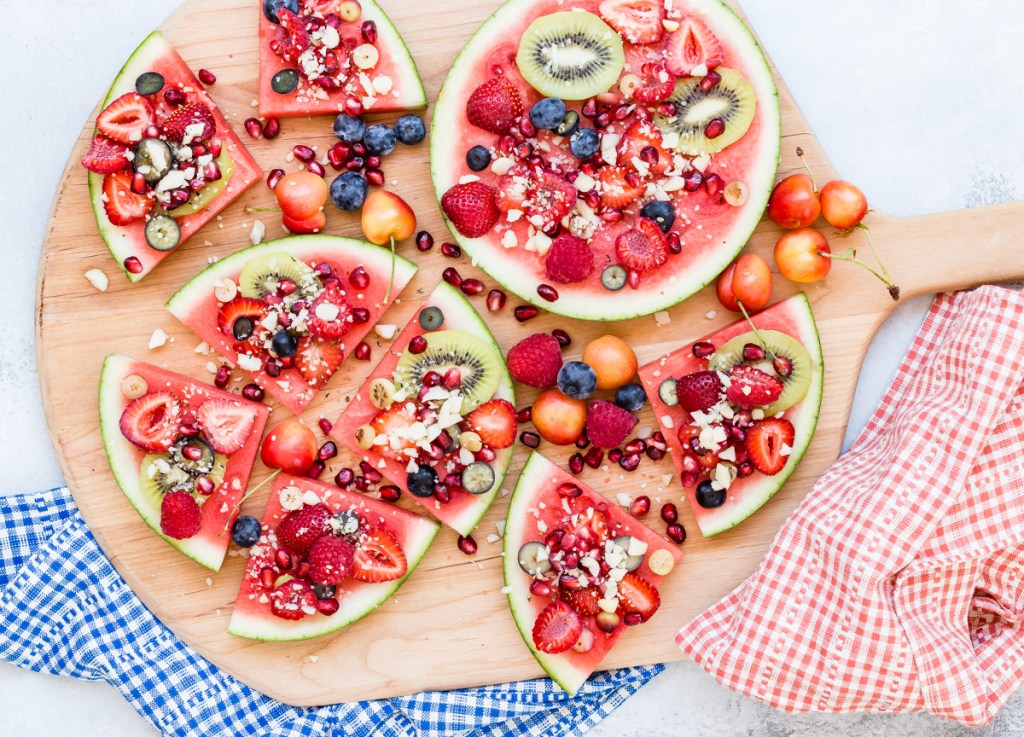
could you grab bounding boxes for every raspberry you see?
[275,503,331,557]
[726,365,784,408]
[159,490,202,540]
[441,182,500,238]
[307,535,356,585]
[306,286,352,340]
[270,579,317,621]
[585,400,638,449]
[676,371,723,413]
[506,333,563,388]
[466,77,523,135]
[545,234,595,284]
[615,217,669,273]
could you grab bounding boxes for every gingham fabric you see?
[678,285,1024,727]
[0,488,659,736]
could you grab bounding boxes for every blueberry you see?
[333,113,365,143]
[330,171,368,211]
[363,124,397,156]
[262,0,298,23]
[312,583,337,600]
[271,330,298,358]
[530,98,567,131]
[554,111,580,137]
[557,361,597,400]
[331,509,360,538]
[232,316,254,341]
[407,465,438,498]
[614,383,647,413]
[570,128,600,159]
[695,480,727,509]
[231,515,261,548]
[466,145,491,172]
[641,200,676,233]
[418,306,444,331]
[394,114,426,145]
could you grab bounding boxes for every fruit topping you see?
[276,502,331,556]
[195,398,257,455]
[467,77,523,135]
[295,336,344,387]
[709,329,812,416]
[585,399,637,449]
[529,97,568,131]
[352,526,407,582]
[261,419,317,474]
[582,335,637,391]
[440,181,500,238]
[160,489,202,540]
[615,218,668,273]
[407,464,439,498]
[561,587,602,617]
[270,578,318,621]
[144,214,181,252]
[306,286,352,340]
[617,119,671,175]
[598,0,665,44]
[532,389,587,445]
[663,16,724,77]
[394,330,502,413]
[724,365,784,409]
[616,572,660,622]
[97,92,156,145]
[307,534,356,586]
[102,172,151,226]
[119,390,181,452]
[655,68,754,156]
[744,418,795,476]
[597,166,644,209]
[506,333,563,388]
[81,135,130,175]
[466,398,517,449]
[160,102,217,144]
[461,461,497,495]
[557,361,597,401]
[544,234,595,285]
[532,600,583,654]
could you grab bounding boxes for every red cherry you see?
[819,180,868,230]
[767,173,820,230]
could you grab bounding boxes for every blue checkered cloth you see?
[0,487,660,736]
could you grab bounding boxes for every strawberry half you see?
[598,166,644,208]
[270,578,318,621]
[617,119,671,176]
[269,9,310,63]
[306,286,352,340]
[161,102,217,144]
[494,165,531,213]
[81,134,130,175]
[726,365,784,408]
[523,169,577,230]
[598,0,666,45]
[217,297,267,353]
[196,398,257,455]
[744,418,795,476]
[561,587,602,617]
[532,600,583,654]
[102,172,151,226]
[675,371,723,413]
[276,503,331,557]
[568,497,611,543]
[370,402,420,462]
[353,526,408,583]
[665,16,725,77]
[466,399,516,449]
[466,77,523,135]
[617,572,660,622]
[96,92,155,145]
[295,337,343,388]
[441,181,500,238]
[119,391,181,452]
[615,217,669,273]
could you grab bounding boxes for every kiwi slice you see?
[655,67,756,156]
[394,330,502,413]
[708,330,812,416]
[139,449,227,510]
[170,437,216,476]
[238,251,316,299]
[516,12,625,101]
[168,152,236,218]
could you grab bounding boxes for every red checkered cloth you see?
[677,286,1024,726]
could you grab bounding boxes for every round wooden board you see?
[37,0,1024,706]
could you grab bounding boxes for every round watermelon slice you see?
[637,294,823,537]
[257,0,426,119]
[98,354,270,570]
[332,282,514,536]
[430,0,780,320]
[86,32,262,282]
[166,234,417,415]
[503,452,683,696]
[228,473,439,641]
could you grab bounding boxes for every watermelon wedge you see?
[228,473,439,641]
[257,0,426,119]
[430,0,780,320]
[332,282,514,536]
[98,354,270,570]
[166,234,417,415]
[637,294,823,537]
[85,32,262,282]
[504,452,683,696]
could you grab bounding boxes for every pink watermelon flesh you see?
[503,452,683,696]
[98,354,270,570]
[430,0,780,320]
[332,282,514,537]
[228,472,439,641]
[257,0,426,118]
[88,32,262,282]
[637,294,823,537]
[166,235,418,415]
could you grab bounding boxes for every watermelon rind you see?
[430,0,781,321]
[354,0,427,109]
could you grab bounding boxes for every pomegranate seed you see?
[516,406,532,423]
[209,137,223,157]
[408,335,428,354]
[683,170,704,192]
[454,534,478,555]
[499,135,516,154]
[366,155,382,169]
[575,429,590,450]
[581,161,598,176]
[656,102,677,117]
[440,368,461,390]
[559,574,581,591]
[198,68,216,85]
[293,144,315,162]
[594,111,612,129]
[348,265,370,290]
[323,276,342,290]
[305,460,325,479]
[441,242,462,258]
[668,232,682,254]
[646,447,665,461]
[167,188,190,208]
[422,371,442,387]
[130,172,148,194]
[627,270,641,290]
[557,482,582,498]
[344,98,364,116]
[189,178,207,194]
[704,118,725,139]
[530,580,552,597]
[191,143,209,158]
[773,355,793,377]
[358,461,382,484]
[416,231,434,252]
[583,190,601,210]
[614,104,634,121]
[700,69,722,92]
[608,448,623,464]
[346,157,365,172]
[569,453,584,475]
[351,307,370,323]
[487,289,506,312]
[267,168,285,190]
[629,495,650,517]
[354,476,371,492]
[704,172,723,197]
[307,161,326,177]
[639,146,660,167]
[194,475,215,496]
[261,117,280,140]
[318,441,338,461]
[666,523,687,544]
[581,99,598,118]
[275,549,292,570]
[620,453,641,472]
[244,117,263,139]
[737,461,755,478]
[623,612,644,627]
[242,383,264,402]
[537,284,559,302]
[514,141,533,160]
[692,341,715,358]
[551,328,571,348]
[624,439,647,455]
[365,169,385,186]
[316,597,340,616]
[335,467,354,488]
[379,485,402,503]
[214,364,230,389]
[520,431,540,448]
[442,267,462,287]
[519,114,537,138]
[584,448,604,468]
[259,567,277,589]
[600,208,624,223]
[354,341,371,360]
[143,124,160,139]
[653,431,666,444]
[327,147,345,170]
[545,530,564,551]
[742,343,765,362]
[681,472,699,488]
[204,161,223,182]
[361,20,377,42]
[316,74,340,91]
[624,171,641,189]
[460,278,485,296]
[318,418,333,435]
[164,87,186,106]
[264,359,281,378]
[514,305,539,322]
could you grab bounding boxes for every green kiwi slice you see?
[139,449,228,509]
[709,330,812,416]
[516,12,625,100]
[655,67,756,156]
[394,330,503,413]
[238,251,317,299]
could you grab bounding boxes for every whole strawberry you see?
[466,77,523,135]
[162,102,217,143]
[441,182,500,238]
[545,234,595,284]
[160,490,202,540]
[307,534,356,585]
[585,400,637,449]
[675,371,723,413]
[506,333,563,388]
[275,503,331,557]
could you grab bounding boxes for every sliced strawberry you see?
[617,119,671,176]
[597,166,644,208]
[81,134,130,175]
[161,102,217,144]
[726,365,784,408]
[306,286,352,340]
[561,587,602,617]
[532,600,583,654]
[524,169,577,229]
[276,504,331,557]
[96,92,155,145]
[352,526,407,583]
[270,578,317,621]
[494,165,532,214]
[744,418,795,476]
[615,217,669,272]
[295,337,343,388]
[617,572,660,622]
[466,399,516,449]
[598,0,665,45]
[102,172,151,226]
[217,297,267,353]
[675,371,723,413]
[665,16,724,77]
[369,401,420,462]
[196,398,257,455]
[119,391,181,452]
[466,77,523,135]
[568,497,611,543]
[268,8,310,63]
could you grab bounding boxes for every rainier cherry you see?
[819,180,868,230]
[774,229,831,283]
[717,253,772,312]
[361,190,416,301]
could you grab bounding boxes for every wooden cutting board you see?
[36,0,1024,706]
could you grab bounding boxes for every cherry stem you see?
[384,234,396,303]
[244,206,281,213]
[220,468,281,534]
[818,246,900,301]
[736,301,778,361]
[857,224,897,295]
[795,146,818,192]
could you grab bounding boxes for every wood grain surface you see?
[36,0,1024,705]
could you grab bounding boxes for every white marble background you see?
[2,0,1023,734]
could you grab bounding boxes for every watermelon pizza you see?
[637,294,823,537]
[431,0,780,320]
[258,0,426,119]
[166,234,417,415]
[332,282,515,537]
[98,355,270,570]
[80,32,262,282]
[504,452,683,695]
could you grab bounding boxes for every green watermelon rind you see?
[429,0,781,321]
